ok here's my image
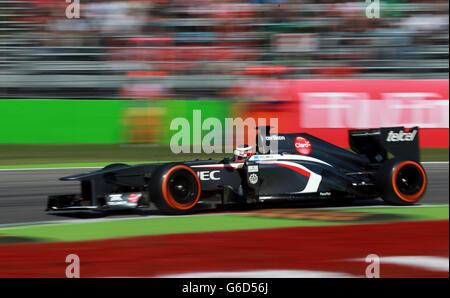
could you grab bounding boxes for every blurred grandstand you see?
[0,0,448,99]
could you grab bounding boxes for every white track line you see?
[156,269,356,278]
[352,256,449,272]
[380,256,449,272]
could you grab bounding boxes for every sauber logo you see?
[386,130,417,142]
[294,136,312,155]
[197,170,220,181]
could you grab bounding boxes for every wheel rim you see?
[392,161,426,202]
[168,171,198,205]
[162,165,201,210]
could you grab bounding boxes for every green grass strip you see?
[0,145,447,168]
[0,206,447,243]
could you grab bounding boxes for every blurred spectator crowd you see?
[0,0,448,99]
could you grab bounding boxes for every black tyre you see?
[376,157,427,205]
[150,164,201,215]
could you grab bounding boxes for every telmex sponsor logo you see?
[386,130,417,142]
[265,135,286,141]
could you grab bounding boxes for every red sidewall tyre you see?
[376,158,427,205]
[150,164,201,215]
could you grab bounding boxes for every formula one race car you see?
[47,126,427,215]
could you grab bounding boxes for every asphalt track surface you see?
[0,163,447,225]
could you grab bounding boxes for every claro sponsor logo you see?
[294,136,312,155]
[386,130,417,142]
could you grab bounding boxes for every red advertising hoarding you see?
[240,80,448,148]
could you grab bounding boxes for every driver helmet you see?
[234,144,253,161]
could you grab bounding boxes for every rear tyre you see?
[150,164,201,215]
[376,158,427,205]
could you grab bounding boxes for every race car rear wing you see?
[348,126,420,163]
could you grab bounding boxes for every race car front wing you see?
[46,192,147,211]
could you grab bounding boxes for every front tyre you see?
[150,164,201,215]
[377,158,427,205]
